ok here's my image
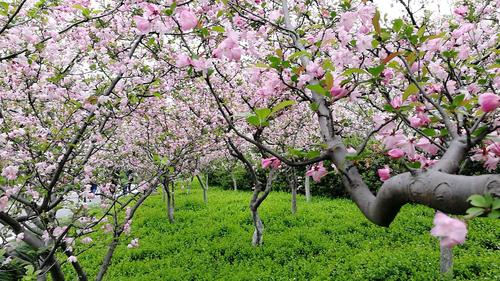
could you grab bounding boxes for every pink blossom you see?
[191,58,209,72]
[390,96,403,109]
[387,148,404,159]
[416,138,439,155]
[176,53,192,68]
[306,162,328,182]
[2,166,19,180]
[454,6,468,16]
[305,62,325,78]
[133,16,152,34]
[478,93,500,112]
[381,69,393,84]
[431,212,467,248]
[330,86,348,98]
[0,196,9,212]
[178,10,198,31]
[487,142,500,157]
[67,256,78,263]
[261,157,281,169]
[377,166,391,181]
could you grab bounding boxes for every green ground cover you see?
[71,185,499,281]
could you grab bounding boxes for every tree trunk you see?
[304,173,311,202]
[187,177,192,194]
[232,173,238,191]
[196,175,208,204]
[170,181,175,209]
[95,238,118,281]
[249,169,276,246]
[440,244,453,278]
[290,170,297,214]
[251,209,264,246]
[163,181,174,224]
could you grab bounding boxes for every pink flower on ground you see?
[306,162,328,182]
[261,157,281,169]
[377,166,391,181]
[387,148,404,159]
[127,238,139,248]
[478,93,500,112]
[177,10,198,31]
[2,166,19,180]
[133,16,152,34]
[430,212,467,248]
[0,196,9,212]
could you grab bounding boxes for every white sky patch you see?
[373,0,454,20]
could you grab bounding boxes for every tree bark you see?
[95,238,118,281]
[290,170,297,214]
[163,179,174,224]
[249,169,275,246]
[196,175,208,204]
[232,173,238,191]
[304,173,311,202]
[440,244,453,277]
[251,210,264,246]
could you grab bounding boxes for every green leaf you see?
[452,93,466,107]
[271,100,296,115]
[392,19,403,32]
[487,210,500,219]
[367,65,385,77]
[305,150,321,159]
[324,72,333,90]
[255,108,271,120]
[246,115,260,126]
[288,50,311,61]
[466,207,485,218]
[211,26,225,33]
[0,2,9,15]
[407,161,421,169]
[306,84,328,96]
[268,56,282,69]
[403,83,419,100]
[342,68,367,76]
[309,102,319,111]
[467,194,490,208]
[372,10,381,35]
[492,198,500,210]
[421,128,436,137]
[442,50,458,59]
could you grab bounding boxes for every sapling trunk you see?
[290,170,297,214]
[232,173,238,191]
[440,244,453,278]
[249,169,276,246]
[304,173,311,202]
[163,180,174,224]
[251,210,264,246]
[196,174,208,204]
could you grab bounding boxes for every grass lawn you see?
[70,185,499,280]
